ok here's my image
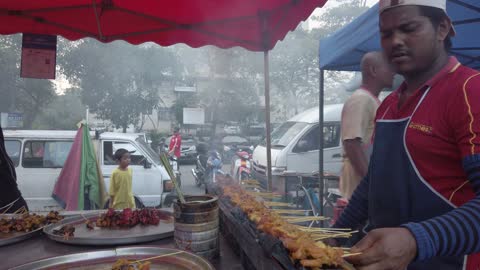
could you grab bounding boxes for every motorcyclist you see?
[196,142,209,170]
[205,150,223,194]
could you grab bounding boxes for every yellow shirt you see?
[109,167,135,209]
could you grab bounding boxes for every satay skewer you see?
[128,250,184,266]
[274,209,313,214]
[312,230,359,241]
[342,252,362,258]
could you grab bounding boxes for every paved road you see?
[178,163,231,196]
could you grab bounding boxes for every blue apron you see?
[368,89,466,269]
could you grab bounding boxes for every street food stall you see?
[0,209,240,269]
[0,0,337,269]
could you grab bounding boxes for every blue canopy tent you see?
[319,1,480,71]
[315,1,480,215]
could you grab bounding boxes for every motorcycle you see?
[191,150,223,188]
[191,152,207,187]
[231,150,252,182]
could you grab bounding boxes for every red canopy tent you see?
[0,0,328,191]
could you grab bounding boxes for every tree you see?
[34,88,86,130]
[61,40,181,132]
[199,47,263,131]
[0,35,56,128]
[173,45,263,132]
[265,1,370,119]
[270,27,320,116]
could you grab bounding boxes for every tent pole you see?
[264,50,273,192]
[319,69,325,219]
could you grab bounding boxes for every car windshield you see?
[260,122,308,148]
[136,137,161,165]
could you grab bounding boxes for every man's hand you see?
[345,228,417,270]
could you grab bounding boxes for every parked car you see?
[3,130,174,211]
[252,104,343,193]
[244,124,265,143]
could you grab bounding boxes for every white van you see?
[252,104,343,192]
[3,130,173,211]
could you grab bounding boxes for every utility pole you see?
[86,106,89,124]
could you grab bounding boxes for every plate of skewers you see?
[43,208,174,245]
[0,207,64,247]
[10,247,214,270]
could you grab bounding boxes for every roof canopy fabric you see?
[319,1,480,71]
[0,0,326,51]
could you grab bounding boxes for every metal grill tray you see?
[10,246,214,270]
[0,214,43,247]
[43,211,174,246]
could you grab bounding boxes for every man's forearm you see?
[344,139,369,177]
[333,173,370,229]
[402,154,480,261]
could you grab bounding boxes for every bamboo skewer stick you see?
[312,230,359,241]
[284,216,330,223]
[264,202,293,207]
[80,213,89,221]
[1,204,15,215]
[299,227,353,231]
[12,206,28,215]
[273,209,312,214]
[342,252,362,258]
[246,191,281,197]
[131,251,184,264]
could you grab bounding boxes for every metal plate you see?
[43,211,174,246]
[0,214,44,247]
[10,246,214,270]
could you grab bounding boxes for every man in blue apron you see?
[333,0,480,269]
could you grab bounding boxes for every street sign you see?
[0,112,23,128]
[183,108,205,125]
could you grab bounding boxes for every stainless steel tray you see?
[43,211,174,246]
[0,214,43,247]
[10,246,214,270]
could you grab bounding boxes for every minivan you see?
[3,130,173,211]
[251,104,343,193]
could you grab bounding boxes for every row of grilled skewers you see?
[221,178,356,270]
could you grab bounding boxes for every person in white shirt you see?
[340,51,394,199]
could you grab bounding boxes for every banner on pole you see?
[21,34,57,79]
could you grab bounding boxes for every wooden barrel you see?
[173,195,219,260]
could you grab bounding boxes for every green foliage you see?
[0,35,56,128]
[60,39,180,132]
[171,92,199,125]
[33,88,86,130]
[267,1,370,114]
[147,130,170,151]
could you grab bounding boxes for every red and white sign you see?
[21,34,57,79]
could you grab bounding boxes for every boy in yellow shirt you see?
[109,148,135,209]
